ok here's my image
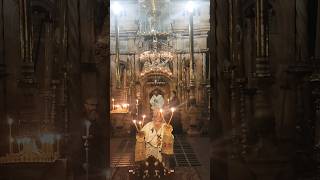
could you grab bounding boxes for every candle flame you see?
[133,120,137,123]
[171,107,175,112]
[142,115,146,118]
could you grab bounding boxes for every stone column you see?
[0,0,6,121]
[1,0,21,155]
[188,10,196,103]
[295,0,309,60]
[19,0,35,86]
[211,0,231,179]
[316,0,320,58]
[40,22,54,131]
[114,13,121,88]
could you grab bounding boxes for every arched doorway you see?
[139,73,174,119]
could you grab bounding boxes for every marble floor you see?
[110,136,210,180]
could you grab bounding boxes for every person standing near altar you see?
[141,110,166,162]
[150,90,164,111]
[140,109,174,170]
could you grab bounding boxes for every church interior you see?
[0,0,320,180]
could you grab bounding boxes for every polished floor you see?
[110,136,210,180]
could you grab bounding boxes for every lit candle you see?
[136,99,139,105]
[138,121,142,129]
[168,107,176,124]
[167,98,170,104]
[142,115,146,126]
[112,98,115,110]
[132,120,139,131]
[160,109,166,123]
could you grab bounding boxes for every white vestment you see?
[141,122,165,161]
[150,94,164,110]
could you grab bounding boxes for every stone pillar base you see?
[186,106,202,136]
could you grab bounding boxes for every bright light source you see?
[186,1,195,13]
[112,2,122,15]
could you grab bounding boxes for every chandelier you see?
[140,50,173,77]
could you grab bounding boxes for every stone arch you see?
[139,74,174,118]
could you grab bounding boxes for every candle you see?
[167,98,170,104]
[136,101,139,117]
[160,109,166,123]
[8,117,13,153]
[138,121,142,129]
[85,120,91,137]
[142,115,146,126]
[132,120,139,131]
[112,98,115,110]
[168,107,175,124]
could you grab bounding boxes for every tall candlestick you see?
[85,120,91,137]
[17,138,21,152]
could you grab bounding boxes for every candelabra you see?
[110,98,130,113]
[132,115,146,132]
[132,107,175,132]
[0,134,61,164]
[82,120,91,180]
